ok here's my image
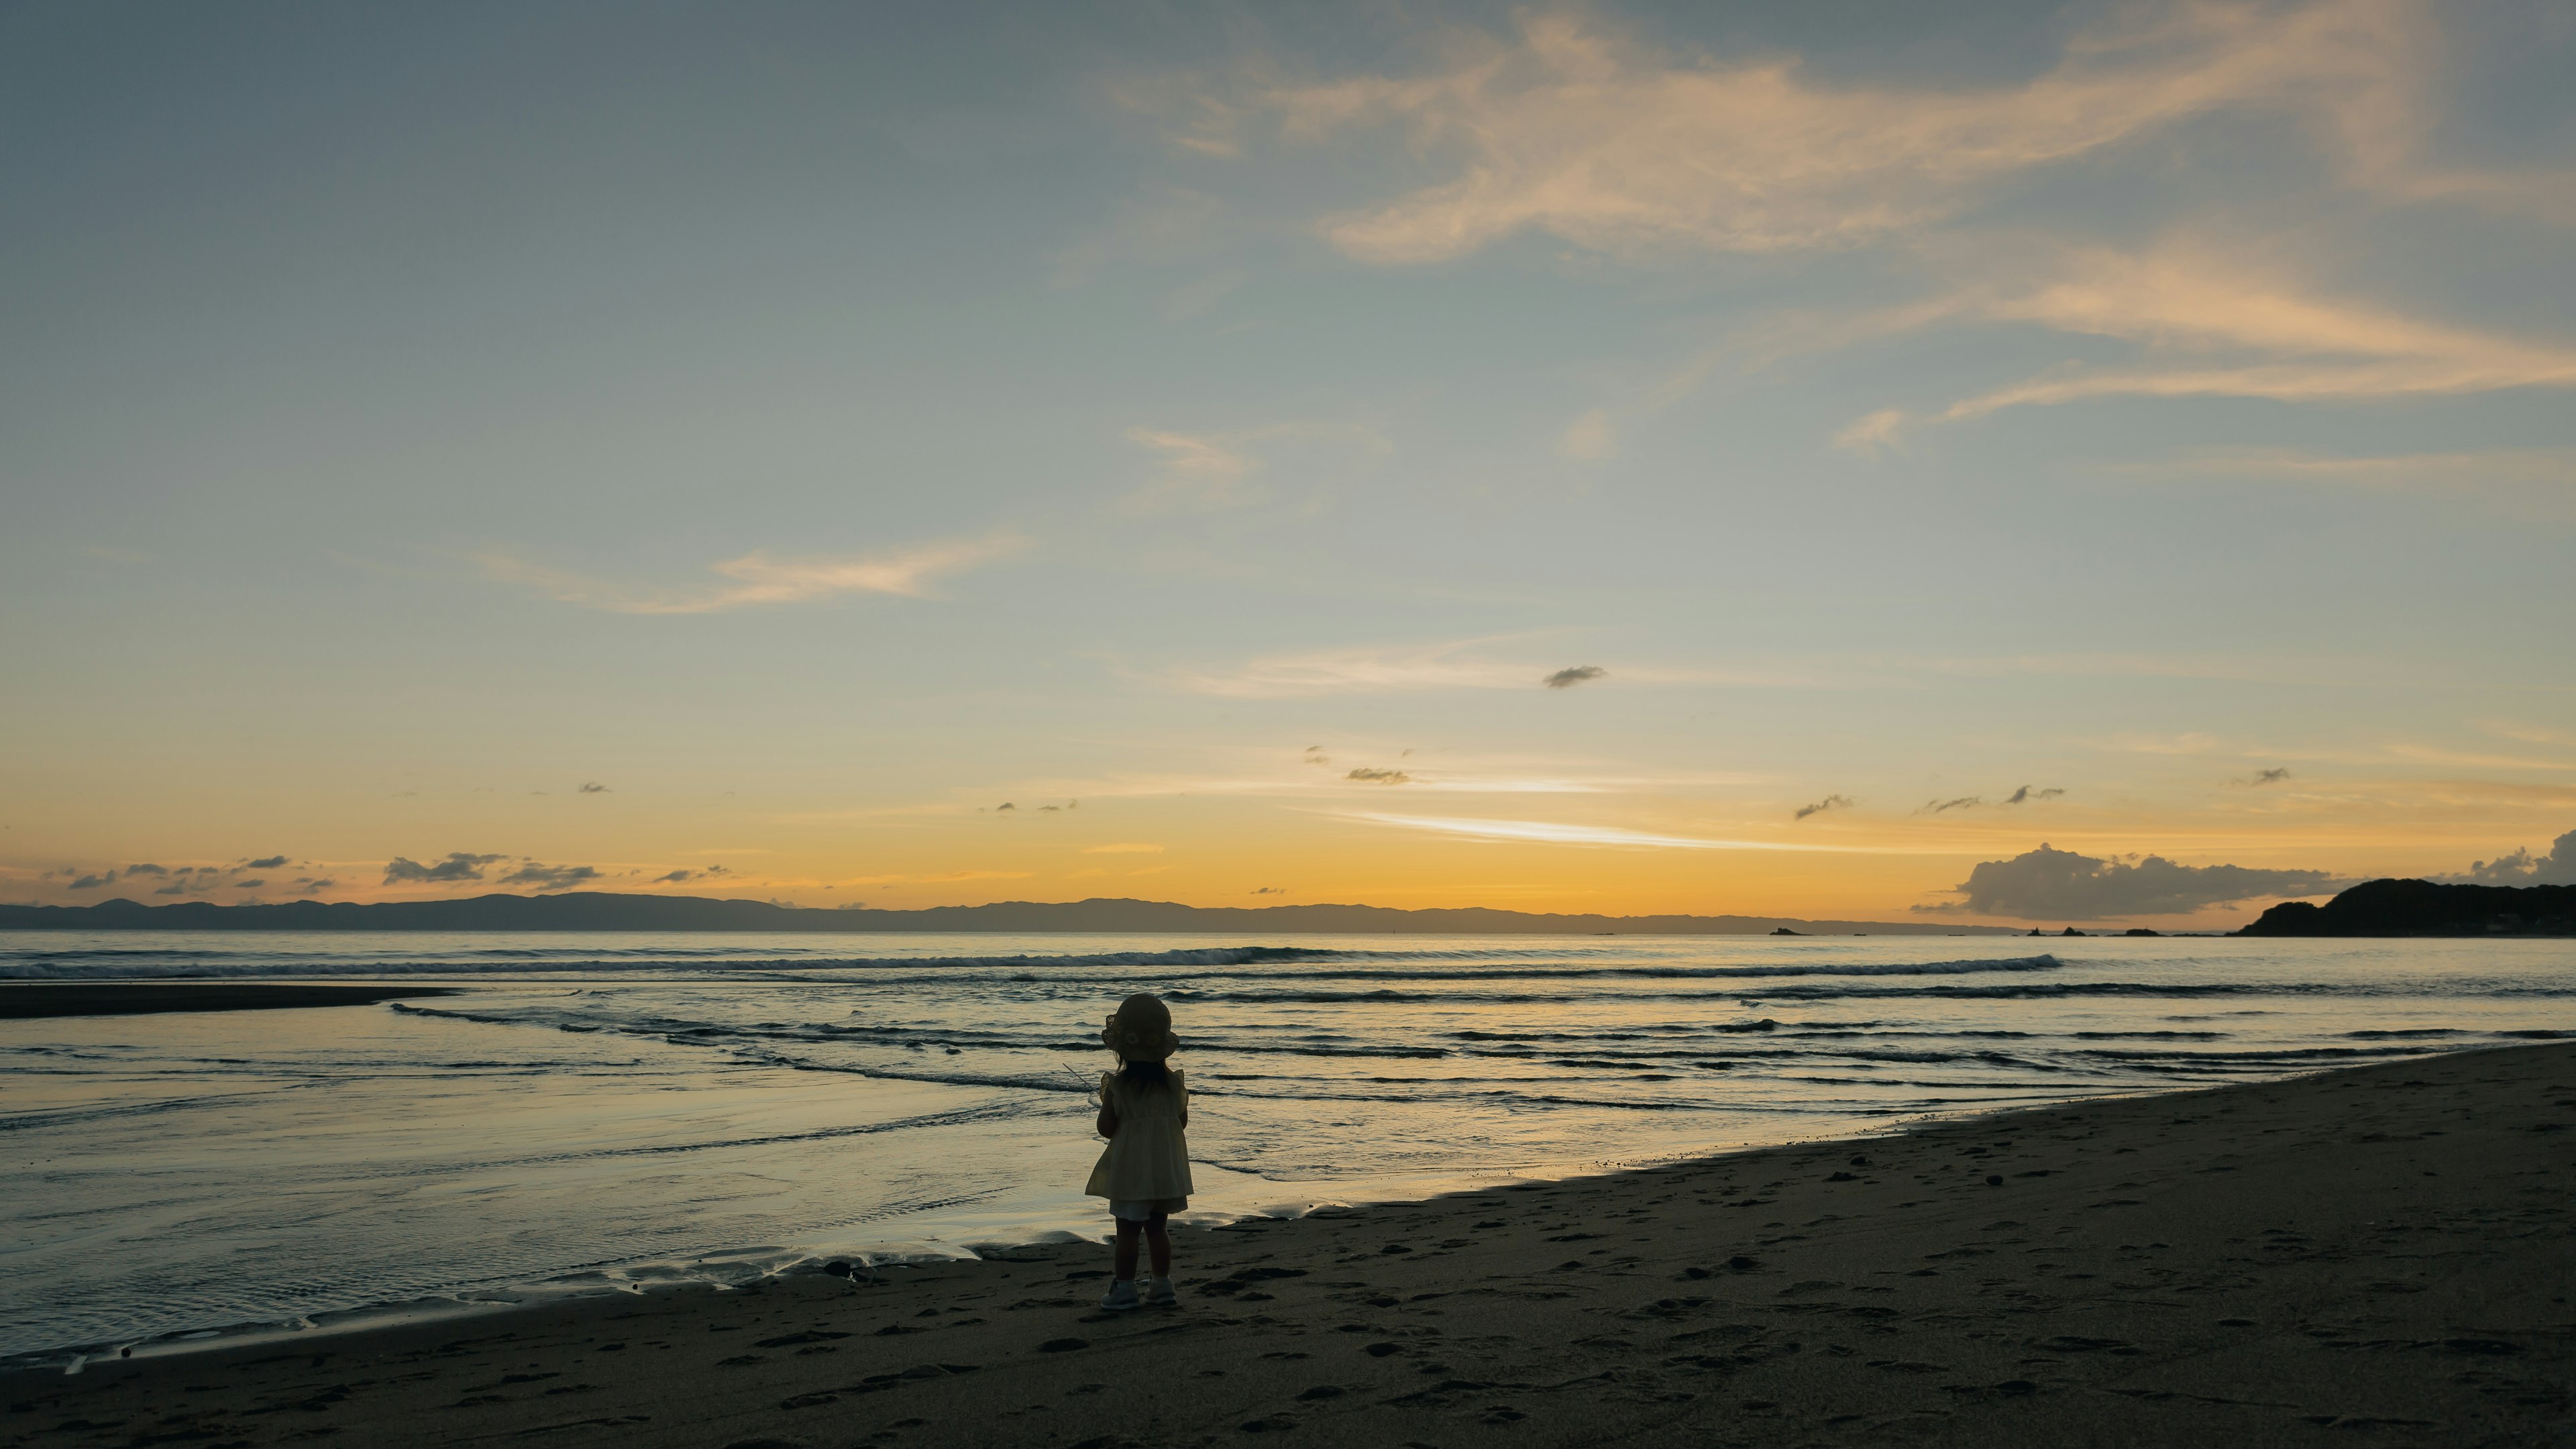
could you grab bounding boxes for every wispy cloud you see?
[843,870,1034,886]
[1846,239,2576,443]
[1793,794,1854,821]
[1125,427,1261,512]
[1249,2,2492,264]
[1156,638,1779,698]
[1346,767,1413,784]
[1328,811,1868,852]
[1556,409,1615,461]
[478,534,1024,614]
[1160,637,1562,697]
[1122,422,1389,514]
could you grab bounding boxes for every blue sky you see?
[5,0,2573,921]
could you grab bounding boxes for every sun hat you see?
[1102,993,1179,1061]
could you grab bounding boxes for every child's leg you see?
[1144,1214,1171,1279]
[1112,1216,1142,1281]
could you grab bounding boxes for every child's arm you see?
[1095,1073,1119,1139]
[1175,1069,1189,1129]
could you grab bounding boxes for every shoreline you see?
[9,1042,2571,1446]
[0,983,466,1018]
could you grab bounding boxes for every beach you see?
[10,1039,2569,1446]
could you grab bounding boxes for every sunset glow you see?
[5,0,2572,926]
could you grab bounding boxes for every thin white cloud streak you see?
[842,870,1033,886]
[1248,1,2519,264]
[1833,239,2576,444]
[1328,811,1890,852]
[1120,421,1389,515]
[1150,636,1833,697]
[478,535,1025,614]
[1124,427,1260,512]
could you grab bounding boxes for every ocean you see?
[5,929,2572,1366]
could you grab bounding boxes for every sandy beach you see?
[8,1040,2569,1447]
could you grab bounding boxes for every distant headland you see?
[2239,879,2576,937]
[0,892,2022,936]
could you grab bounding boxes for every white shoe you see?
[1144,1276,1177,1307]
[1100,1279,1140,1311]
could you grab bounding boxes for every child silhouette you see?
[1087,993,1193,1310]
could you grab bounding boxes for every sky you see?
[4,0,2574,926]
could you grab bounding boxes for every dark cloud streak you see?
[383,852,506,885]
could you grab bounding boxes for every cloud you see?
[244,855,288,870]
[478,534,1024,614]
[292,877,337,894]
[2439,828,2576,886]
[1794,794,1854,821]
[1922,786,2061,812]
[1331,811,1863,851]
[1303,747,1332,766]
[1126,427,1260,511]
[153,883,186,896]
[1167,637,1555,697]
[1832,409,1909,459]
[1855,239,2576,439]
[500,861,602,890]
[578,782,610,794]
[1250,885,1287,895]
[1346,767,1413,784]
[68,873,113,890]
[843,870,1034,886]
[1083,843,1166,854]
[994,802,1017,812]
[1122,422,1388,514]
[1557,409,1615,461]
[234,879,265,889]
[383,852,506,885]
[1542,665,1606,690]
[653,865,734,883]
[123,863,168,876]
[2239,767,2295,786]
[1256,3,2471,264]
[1918,843,2344,920]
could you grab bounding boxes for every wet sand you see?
[7,1042,2571,1447]
[0,983,463,1018]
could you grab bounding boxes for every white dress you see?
[1085,1069,1193,1216]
